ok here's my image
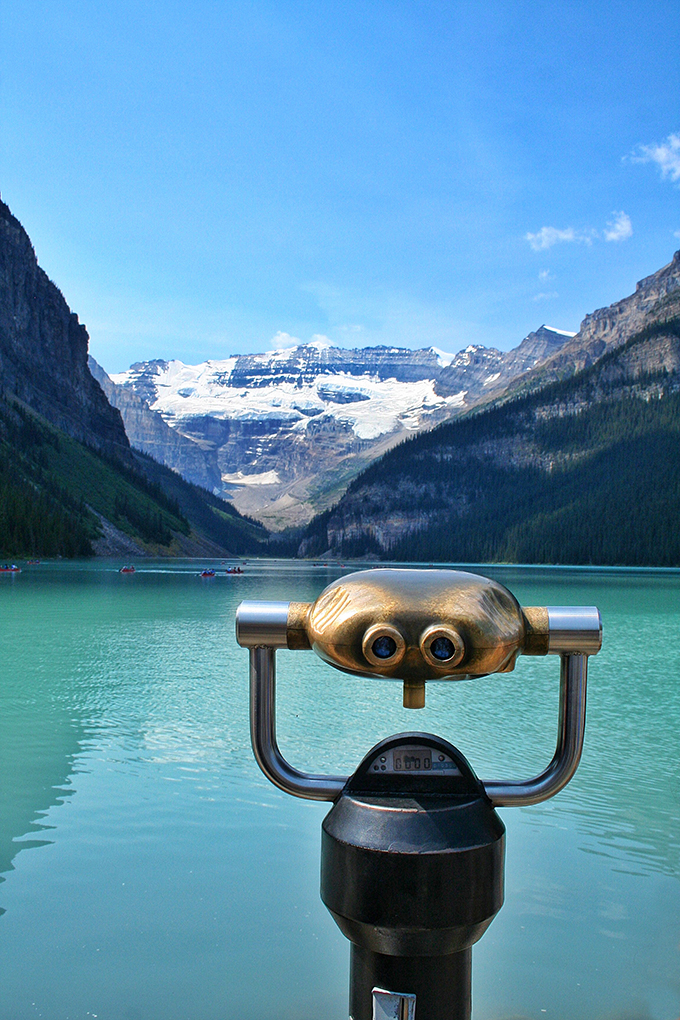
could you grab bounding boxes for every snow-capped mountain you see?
[104,327,572,529]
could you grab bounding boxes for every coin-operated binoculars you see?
[236,569,602,1020]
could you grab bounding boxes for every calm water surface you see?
[0,560,678,1020]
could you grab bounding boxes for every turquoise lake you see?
[0,560,679,1020]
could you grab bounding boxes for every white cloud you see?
[270,330,301,349]
[630,132,680,183]
[674,229,680,240]
[526,215,631,253]
[526,226,577,251]
[533,291,559,302]
[604,211,633,242]
[538,269,554,281]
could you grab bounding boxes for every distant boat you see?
[0,564,21,573]
[26,559,41,565]
[225,567,244,575]
[200,569,216,577]
[119,565,136,574]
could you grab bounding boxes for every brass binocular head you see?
[285,569,552,707]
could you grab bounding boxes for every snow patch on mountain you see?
[543,326,577,337]
[222,469,281,486]
[430,346,456,367]
[113,359,464,442]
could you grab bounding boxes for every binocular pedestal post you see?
[351,946,471,1020]
[320,733,505,1020]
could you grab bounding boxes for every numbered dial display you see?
[368,744,460,776]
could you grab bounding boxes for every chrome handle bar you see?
[236,601,601,807]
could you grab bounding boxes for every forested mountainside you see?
[0,393,268,558]
[0,196,268,558]
[298,314,680,566]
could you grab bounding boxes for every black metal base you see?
[349,945,472,1020]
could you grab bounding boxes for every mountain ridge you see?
[503,251,680,398]
[106,326,573,529]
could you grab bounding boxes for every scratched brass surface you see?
[302,568,529,682]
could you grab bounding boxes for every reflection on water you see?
[0,560,678,1020]
[0,702,82,899]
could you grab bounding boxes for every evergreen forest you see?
[0,393,268,559]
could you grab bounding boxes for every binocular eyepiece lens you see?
[430,636,455,661]
[420,626,465,669]
[362,625,406,668]
[372,635,398,659]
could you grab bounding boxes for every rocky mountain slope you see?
[0,196,267,558]
[298,276,680,566]
[509,251,680,391]
[0,197,130,459]
[89,356,222,493]
[107,326,573,529]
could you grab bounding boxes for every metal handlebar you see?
[483,650,587,805]
[236,596,601,807]
[249,645,346,801]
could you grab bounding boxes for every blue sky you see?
[1,1,679,372]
